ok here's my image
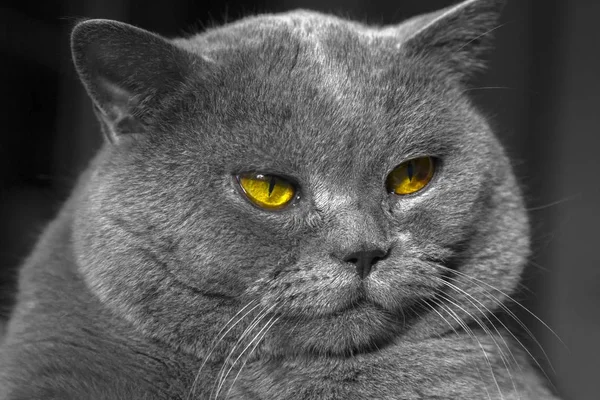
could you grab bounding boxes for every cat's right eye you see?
[236,173,296,210]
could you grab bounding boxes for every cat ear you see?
[71,20,194,142]
[396,0,505,80]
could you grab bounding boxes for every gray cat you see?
[0,0,560,398]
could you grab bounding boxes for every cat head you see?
[71,0,527,357]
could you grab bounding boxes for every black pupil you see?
[268,177,276,196]
[407,161,414,181]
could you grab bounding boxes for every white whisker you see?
[526,194,580,212]
[429,298,494,400]
[433,295,505,400]
[187,300,261,400]
[446,267,562,373]
[212,301,280,399]
[224,316,281,400]
[441,272,559,393]
[435,280,521,399]
[457,269,563,346]
[216,313,279,399]
[421,299,493,400]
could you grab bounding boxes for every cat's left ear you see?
[394,0,505,81]
[71,20,197,142]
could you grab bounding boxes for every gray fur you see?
[0,0,559,398]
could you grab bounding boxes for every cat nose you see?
[342,248,388,279]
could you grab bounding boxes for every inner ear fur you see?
[71,19,196,141]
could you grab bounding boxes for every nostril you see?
[342,249,388,279]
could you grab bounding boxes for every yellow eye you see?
[386,156,435,195]
[237,173,296,210]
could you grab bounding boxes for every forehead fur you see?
[166,10,482,184]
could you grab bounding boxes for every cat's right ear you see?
[71,20,196,143]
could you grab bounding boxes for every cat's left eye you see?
[236,173,296,210]
[386,156,435,195]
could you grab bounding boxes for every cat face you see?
[72,0,528,358]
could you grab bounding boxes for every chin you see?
[262,301,408,357]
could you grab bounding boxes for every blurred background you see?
[0,0,598,398]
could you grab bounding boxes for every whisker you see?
[438,278,522,366]
[445,267,564,366]
[216,314,277,399]
[437,292,512,399]
[429,298,495,400]
[462,86,514,93]
[445,275,544,357]
[525,259,550,273]
[435,279,522,399]
[526,194,580,212]
[441,273,559,393]
[422,299,493,400]
[212,301,280,399]
[435,294,507,399]
[187,300,261,400]
[211,307,269,399]
[224,316,281,400]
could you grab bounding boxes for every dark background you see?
[1,0,598,398]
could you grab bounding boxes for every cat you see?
[0,0,560,398]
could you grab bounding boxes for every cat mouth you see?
[255,272,444,356]
[268,276,429,323]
